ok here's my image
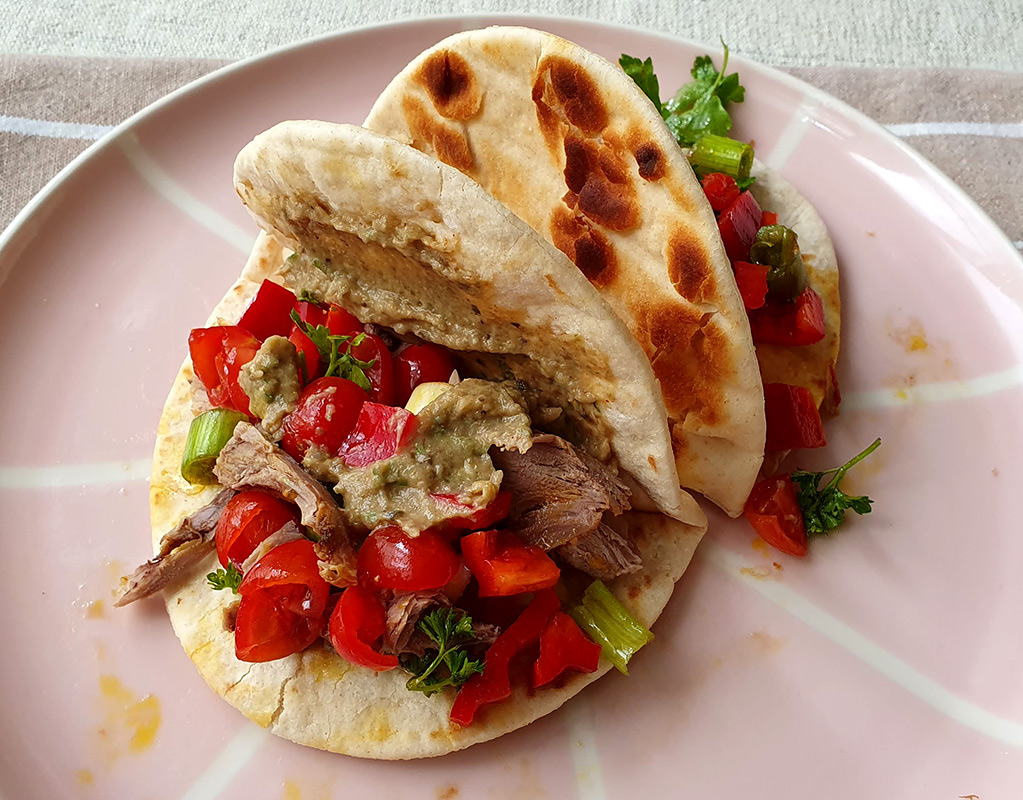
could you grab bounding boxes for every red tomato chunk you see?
[234,539,331,662]
[215,490,301,569]
[357,526,460,592]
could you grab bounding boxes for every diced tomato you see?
[431,491,512,532]
[357,525,460,592]
[188,326,261,415]
[761,211,778,226]
[394,344,458,406]
[234,539,331,662]
[326,304,363,336]
[764,383,827,452]
[237,279,297,341]
[327,585,399,671]
[341,402,418,467]
[461,530,560,598]
[294,299,326,328]
[718,190,763,263]
[748,287,827,346]
[349,333,394,406]
[743,474,808,557]
[280,377,368,461]
[449,589,560,726]
[215,490,301,569]
[532,612,602,687]
[700,172,740,213]
[732,261,769,310]
[288,327,322,384]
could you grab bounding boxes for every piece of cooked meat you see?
[383,590,450,656]
[115,488,234,606]
[491,434,631,549]
[214,421,356,586]
[557,521,642,580]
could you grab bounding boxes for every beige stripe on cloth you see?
[1,56,1020,249]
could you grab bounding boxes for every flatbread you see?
[364,26,766,516]
[150,124,708,758]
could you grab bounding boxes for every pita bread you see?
[364,26,766,516]
[150,124,708,759]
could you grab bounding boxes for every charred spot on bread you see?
[401,95,476,172]
[667,229,716,305]
[634,142,665,181]
[414,50,482,121]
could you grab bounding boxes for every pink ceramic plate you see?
[1,15,1021,799]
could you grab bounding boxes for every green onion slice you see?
[569,580,654,676]
[180,409,247,485]
[688,134,753,181]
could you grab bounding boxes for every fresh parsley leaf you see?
[289,310,376,391]
[619,54,664,116]
[207,564,242,593]
[662,42,746,146]
[401,608,484,697]
[735,175,757,192]
[791,439,881,535]
[296,289,322,305]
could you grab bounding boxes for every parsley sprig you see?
[289,310,375,392]
[207,564,242,593]
[791,439,881,535]
[400,608,484,697]
[619,42,746,148]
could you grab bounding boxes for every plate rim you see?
[1,12,1021,270]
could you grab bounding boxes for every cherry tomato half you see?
[394,344,457,406]
[461,530,560,597]
[357,525,460,592]
[326,304,363,337]
[215,490,301,569]
[280,377,368,461]
[234,539,331,662]
[188,326,261,415]
[328,586,399,671]
[341,402,418,467]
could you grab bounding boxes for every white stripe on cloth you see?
[887,121,1023,137]
[0,113,113,140]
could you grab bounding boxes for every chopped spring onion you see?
[688,134,753,182]
[568,580,654,676]
[180,409,247,484]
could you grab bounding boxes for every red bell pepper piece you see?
[532,612,602,687]
[760,211,778,226]
[188,325,261,415]
[431,491,512,532]
[288,327,322,383]
[294,299,327,328]
[743,474,808,557]
[732,261,769,310]
[341,402,418,467]
[700,172,740,213]
[326,304,363,336]
[764,383,826,452]
[350,333,395,406]
[237,279,297,340]
[235,539,332,662]
[461,529,561,597]
[718,190,763,263]
[449,589,560,726]
[748,287,826,346]
[327,585,399,671]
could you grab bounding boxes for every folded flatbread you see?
[149,121,707,758]
[365,26,839,511]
